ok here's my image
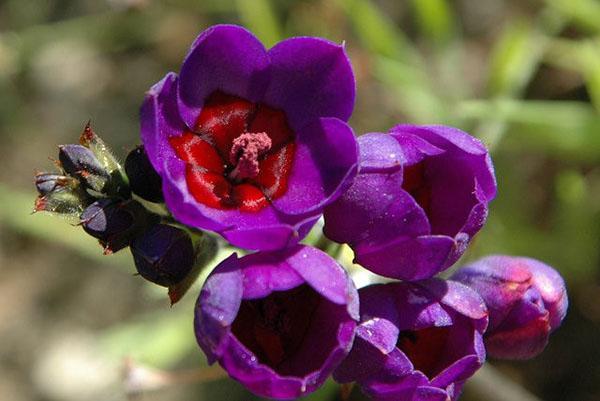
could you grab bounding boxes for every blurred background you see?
[1,0,599,400]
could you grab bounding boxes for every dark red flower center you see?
[169,91,296,212]
[396,326,451,379]
[231,284,322,375]
[402,161,432,218]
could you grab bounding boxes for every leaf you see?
[335,0,420,63]
[486,21,547,98]
[236,0,282,48]
[456,99,600,159]
[410,0,456,45]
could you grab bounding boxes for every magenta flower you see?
[333,279,488,401]
[194,245,359,399]
[141,25,358,250]
[324,125,497,280]
[452,255,568,360]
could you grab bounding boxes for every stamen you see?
[229,132,272,180]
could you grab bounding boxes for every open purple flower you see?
[324,125,497,280]
[333,279,488,401]
[452,255,568,360]
[141,25,358,250]
[194,245,359,399]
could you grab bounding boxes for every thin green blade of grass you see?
[335,0,420,64]
[456,99,600,159]
[545,0,600,33]
[410,0,457,45]
[235,0,282,48]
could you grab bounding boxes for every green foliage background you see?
[0,1,599,400]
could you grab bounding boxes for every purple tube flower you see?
[141,25,358,250]
[324,125,497,280]
[194,245,359,399]
[333,279,488,401]
[451,255,568,360]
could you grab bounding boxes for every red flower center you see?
[396,326,451,379]
[169,91,296,212]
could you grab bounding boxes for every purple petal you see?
[358,133,405,174]
[272,117,359,216]
[392,124,497,201]
[324,171,429,248]
[289,246,360,318]
[353,235,456,281]
[177,24,270,128]
[526,258,569,331]
[264,37,355,130]
[418,279,489,323]
[140,72,186,174]
[194,253,243,363]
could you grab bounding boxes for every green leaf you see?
[374,56,448,123]
[236,0,282,48]
[410,0,456,45]
[486,21,547,98]
[335,0,419,63]
[545,0,600,33]
[456,99,600,159]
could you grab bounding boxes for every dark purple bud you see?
[130,224,194,287]
[333,280,488,401]
[125,145,164,203]
[81,199,154,254]
[35,173,77,196]
[195,245,359,399]
[59,144,110,193]
[452,255,568,360]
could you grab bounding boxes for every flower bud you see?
[79,122,130,198]
[34,173,78,196]
[59,144,111,194]
[451,255,568,360]
[80,198,155,254]
[130,224,194,287]
[125,145,164,203]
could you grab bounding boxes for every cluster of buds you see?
[34,123,216,303]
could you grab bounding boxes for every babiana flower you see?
[334,279,488,401]
[141,24,358,250]
[324,125,496,280]
[194,245,359,399]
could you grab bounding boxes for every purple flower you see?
[194,245,359,399]
[324,125,497,280]
[141,25,358,250]
[333,279,488,401]
[452,255,568,360]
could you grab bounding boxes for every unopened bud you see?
[452,255,568,360]
[80,199,157,254]
[125,145,163,203]
[79,122,130,198]
[130,224,194,287]
[59,144,110,194]
[35,173,78,196]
